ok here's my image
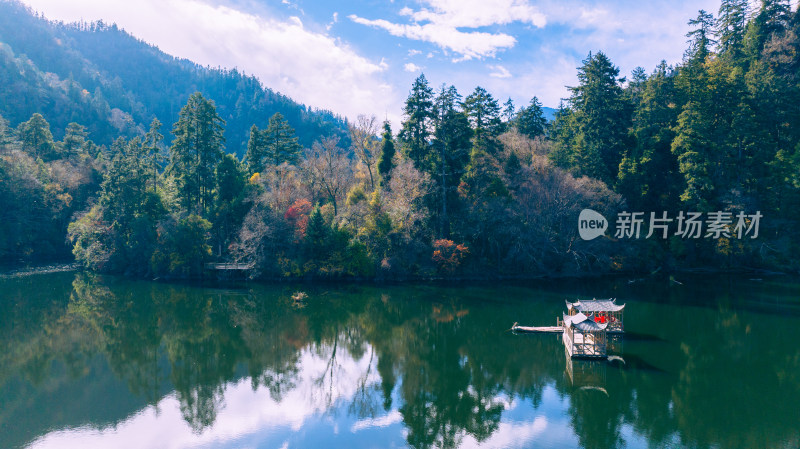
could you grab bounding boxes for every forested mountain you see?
[1,0,799,278]
[0,0,348,154]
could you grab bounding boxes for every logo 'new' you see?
[578,209,607,240]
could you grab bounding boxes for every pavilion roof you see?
[566,298,625,313]
[563,312,608,332]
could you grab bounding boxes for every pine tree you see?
[245,124,266,174]
[17,113,57,161]
[618,61,683,211]
[502,98,515,123]
[564,52,632,186]
[264,112,301,166]
[62,123,88,157]
[431,85,472,237]
[213,153,248,256]
[548,102,576,169]
[686,10,717,62]
[168,92,225,217]
[144,118,164,192]
[671,102,714,210]
[399,74,434,172]
[377,121,396,186]
[717,0,749,57]
[463,87,503,163]
[743,0,792,61]
[515,97,547,139]
[304,207,330,260]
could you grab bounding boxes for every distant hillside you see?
[0,0,349,155]
[542,106,556,122]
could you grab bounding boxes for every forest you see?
[1,0,799,279]
[0,0,349,152]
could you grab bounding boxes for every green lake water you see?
[1,270,799,448]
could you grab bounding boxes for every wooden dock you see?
[512,324,563,333]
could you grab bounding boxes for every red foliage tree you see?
[284,199,312,239]
[432,239,469,274]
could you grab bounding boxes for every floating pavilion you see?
[562,312,608,358]
[566,298,625,333]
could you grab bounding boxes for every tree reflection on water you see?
[1,273,799,448]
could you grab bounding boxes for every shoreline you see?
[4,260,790,285]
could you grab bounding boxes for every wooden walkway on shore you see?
[204,262,254,271]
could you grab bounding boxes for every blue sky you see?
[21,0,725,125]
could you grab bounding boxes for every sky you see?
[25,341,587,449]
[19,0,726,125]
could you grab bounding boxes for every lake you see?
[1,270,799,448]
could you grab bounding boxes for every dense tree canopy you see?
[2,2,800,278]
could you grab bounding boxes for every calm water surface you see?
[1,271,799,449]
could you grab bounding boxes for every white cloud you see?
[326,11,338,30]
[407,49,422,57]
[350,410,403,432]
[460,416,549,448]
[404,62,422,72]
[534,0,721,75]
[349,16,516,61]
[489,65,512,78]
[20,0,397,122]
[350,0,545,61]
[28,344,384,449]
[401,0,546,28]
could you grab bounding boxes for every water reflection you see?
[0,273,799,448]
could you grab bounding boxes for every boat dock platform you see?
[512,299,626,359]
[512,324,563,333]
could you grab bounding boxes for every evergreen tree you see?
[627,67,648,105]
[717,0,749,57]
[102,138,149,223]
[743,0,792,61]
[264,112,301,166]
[17,113,57,161]
[168,92,225,217]
[245,124,266,174]
[501,98,515,123]
[213,153,248,256]
[686,10,717,62]
[304,207,330,260]
[563,52,632,186]
[96,137,164,272]
[377,121,396,186]
[671,102,714,209]
[548,102,577,169]
[431,85,472,237]
[672,56,755,211]
[62,122,88,157]
[618,61,683,211]
[143,118,164,192]
[463,86,502,153]
[515,97,547,139]
[399,74,434,172]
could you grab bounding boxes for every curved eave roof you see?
[566,298,625,313]
[563,312,608,331]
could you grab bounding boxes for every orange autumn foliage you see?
[432,239,469,274]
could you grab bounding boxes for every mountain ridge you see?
[0,0,350,154]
